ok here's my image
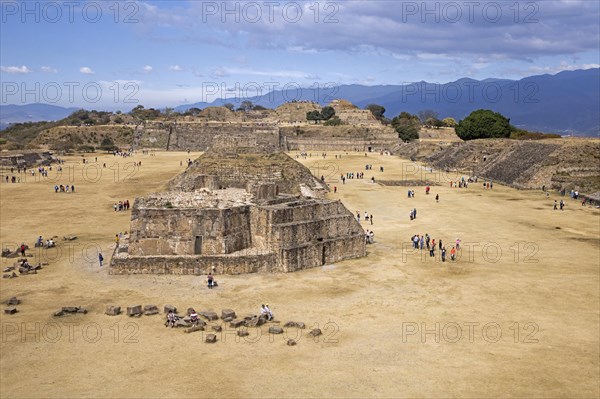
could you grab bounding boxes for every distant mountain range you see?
[2,69,598,136]
[0,103,78,130]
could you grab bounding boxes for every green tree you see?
[306,110,323,124]
[100,137,118,152]
[320,106,335,121]
[366,104,386,120]
[238,100,254,112]
[324,116,342,126]
[425,117,444,128]
[455,109,513,140]
[223,103,234,111]
[391,112,421,142]
[442,117,457,127]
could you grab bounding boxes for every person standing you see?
[98,253,104,267]
[207,273,214,289]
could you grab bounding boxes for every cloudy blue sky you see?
[1,0,599,109]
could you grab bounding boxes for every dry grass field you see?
[1,150,598,398]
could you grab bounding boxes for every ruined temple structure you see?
[0,151,53,168]
[133,101,400,153]
[111,135,366,275]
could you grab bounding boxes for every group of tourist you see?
[113,200,131,211]
[411,234,461,262]
[450,178,469,188]
[554,200,565,210]
[356,210,374,225]
[36,236,56,248]
[365,230,375,244]
[54,184,75,193]
[409,208,418,220]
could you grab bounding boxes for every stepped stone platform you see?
[111,135,366,275]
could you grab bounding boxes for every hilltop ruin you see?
[132,101,399,153]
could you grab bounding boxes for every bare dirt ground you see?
[1,150,598,398]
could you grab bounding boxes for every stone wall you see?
[0,151,53,168]
[137,121,280,151]
[281,125,398,152]
[110,252,278,275]
[128,205,253,256]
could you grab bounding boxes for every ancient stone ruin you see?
[132,101,399,153]
[111,135,366,275]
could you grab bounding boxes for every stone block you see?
[205,334,217,343]
[221,309,236,319]
[106,306,121,316]
[127,305,143,316]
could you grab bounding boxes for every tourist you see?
[455,238,461,250]
[98,252,104,267]
[441,247,447,262]
[370,214,373,225]
[435,194,439,202]
[554,200,558,210]
[261,304,273,321]
[560,200,565,210]
[190,309,199,326]
[439,239,443,250]
[450,246,456,261]
[166,310,177,328]
[207,273,214,289]
[20,243,26,256]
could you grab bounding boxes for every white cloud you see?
[80,67,95,75]
[41,66,58,73]
[143,65,153,72]
[1,65,32,74]
[169,65,183,71]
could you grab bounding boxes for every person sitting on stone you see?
[165,310,178,328]
[260,304,273,321]
[264,304,273,321]
[189,309,199,326]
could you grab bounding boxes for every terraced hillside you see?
[397,138,600,194]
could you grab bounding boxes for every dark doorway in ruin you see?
[321,245,326,265]
[368,146,372,152]
[194,236,203,255]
